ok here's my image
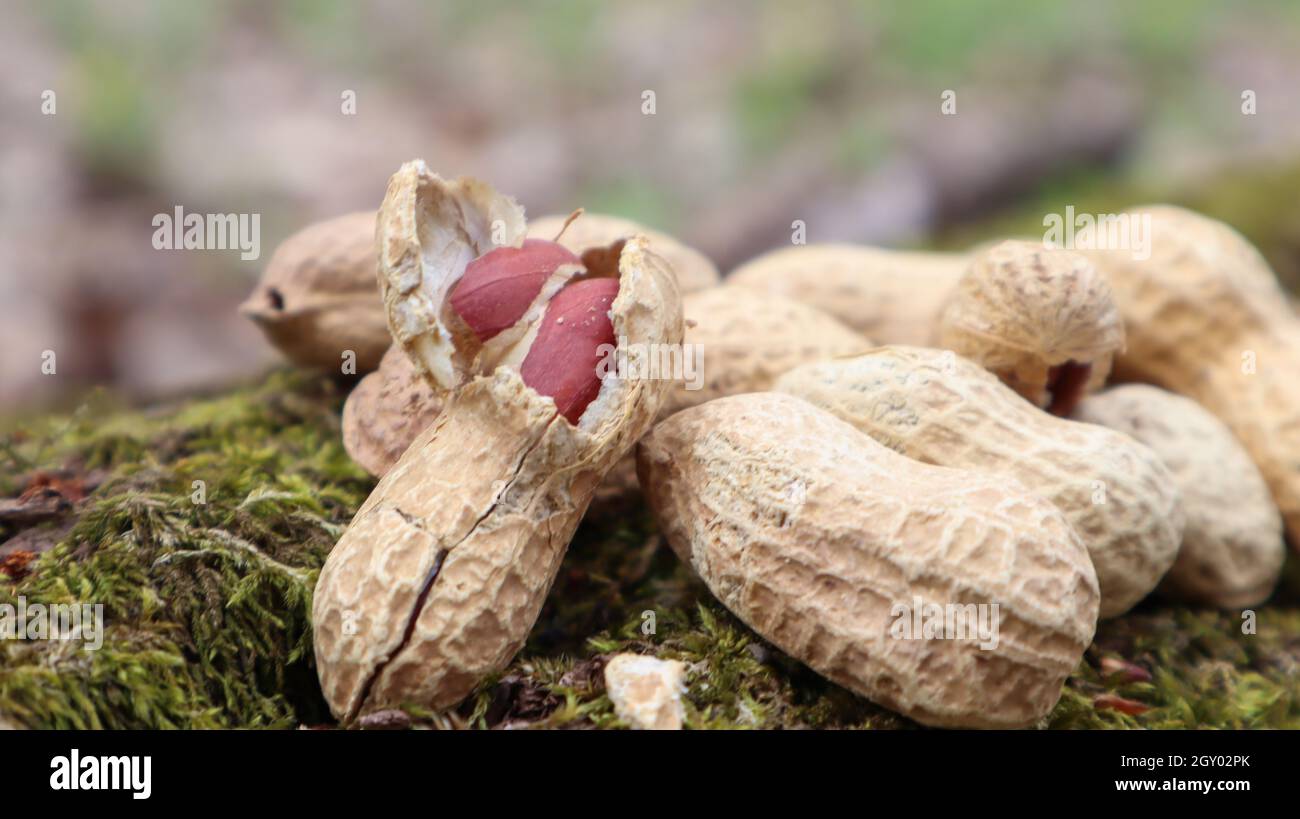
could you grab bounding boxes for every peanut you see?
[603,653,687,730]
[937,240,1125,416]
[312,161,683,719]
[1075,385,1284,608]
[240,211,390,372]
[349,243,851,483]
[448,239,584,341]
[1086,205,1300,552]
[637,392,1099,728]
[526,212,719,294]
[775,347,1184,618]
[342,345,443,478]
[338,229,601,476]
[725,244,967,345]
[519,277,620,424]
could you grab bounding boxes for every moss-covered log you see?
[2,370,1298,729]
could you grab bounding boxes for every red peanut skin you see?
[449,239,581,341]
[521,277,619,424]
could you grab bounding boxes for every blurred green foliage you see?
[34,0,1300,187]
[936,160,1300,293]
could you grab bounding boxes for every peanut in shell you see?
[313,162,683,719]
[776,346,1184,619]
[637,391,1099,729]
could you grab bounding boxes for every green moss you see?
[2,369,1298,729]
[1,371,370,728]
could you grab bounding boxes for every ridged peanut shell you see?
[593,287,868,507]
[528,212,719,294]
[726,244,966,345]
[637,392,1099,729]
[313,165,684,720]
[938,240,1124,411]
[663,287,870,416]
[1085,205,1300,552]
[342,345,444,477]
[776,347,1184,618]
[1075,385,1284,608]
[240,211,389,372]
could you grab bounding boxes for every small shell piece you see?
[725,244,967,345]
[603,653,687,730]
[527,211,720,295]
[240,211,390,372]
[663,287,870,417]
[776,347,1184,619]
[313,162,683,720]
[342,345,443,478]
[637,392,1099,729]
[938,240,1125,415]
[1074,385,1284,608]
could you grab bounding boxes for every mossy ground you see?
[3,369,1298,729]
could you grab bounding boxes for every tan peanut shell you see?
[663,287,870,417]
[1075,385,1284,608]
[527,212,719,294]
[776,347,1184,619]
[334,204,724,481]
[375,170,539,392]
[938,240,1125,413]
[591,287,869,506]
[1086,205,1300,553]
[603,653,688,730]
[342,344,443,477]
[240,211,390,372]
[313,162,684,720]
[637,392,1099,729]
[725,244,967,345]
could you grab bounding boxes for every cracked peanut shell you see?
[337,196,711,480]
[312,161,683,720]
[637,392,1099,728]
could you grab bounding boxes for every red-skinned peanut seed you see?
[520,277,619,424]
[449,239,582,341]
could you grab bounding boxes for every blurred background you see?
[3,0,1300,413]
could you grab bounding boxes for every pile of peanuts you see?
[245,162,1295,729]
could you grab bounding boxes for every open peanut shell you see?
[314,160,683,720]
